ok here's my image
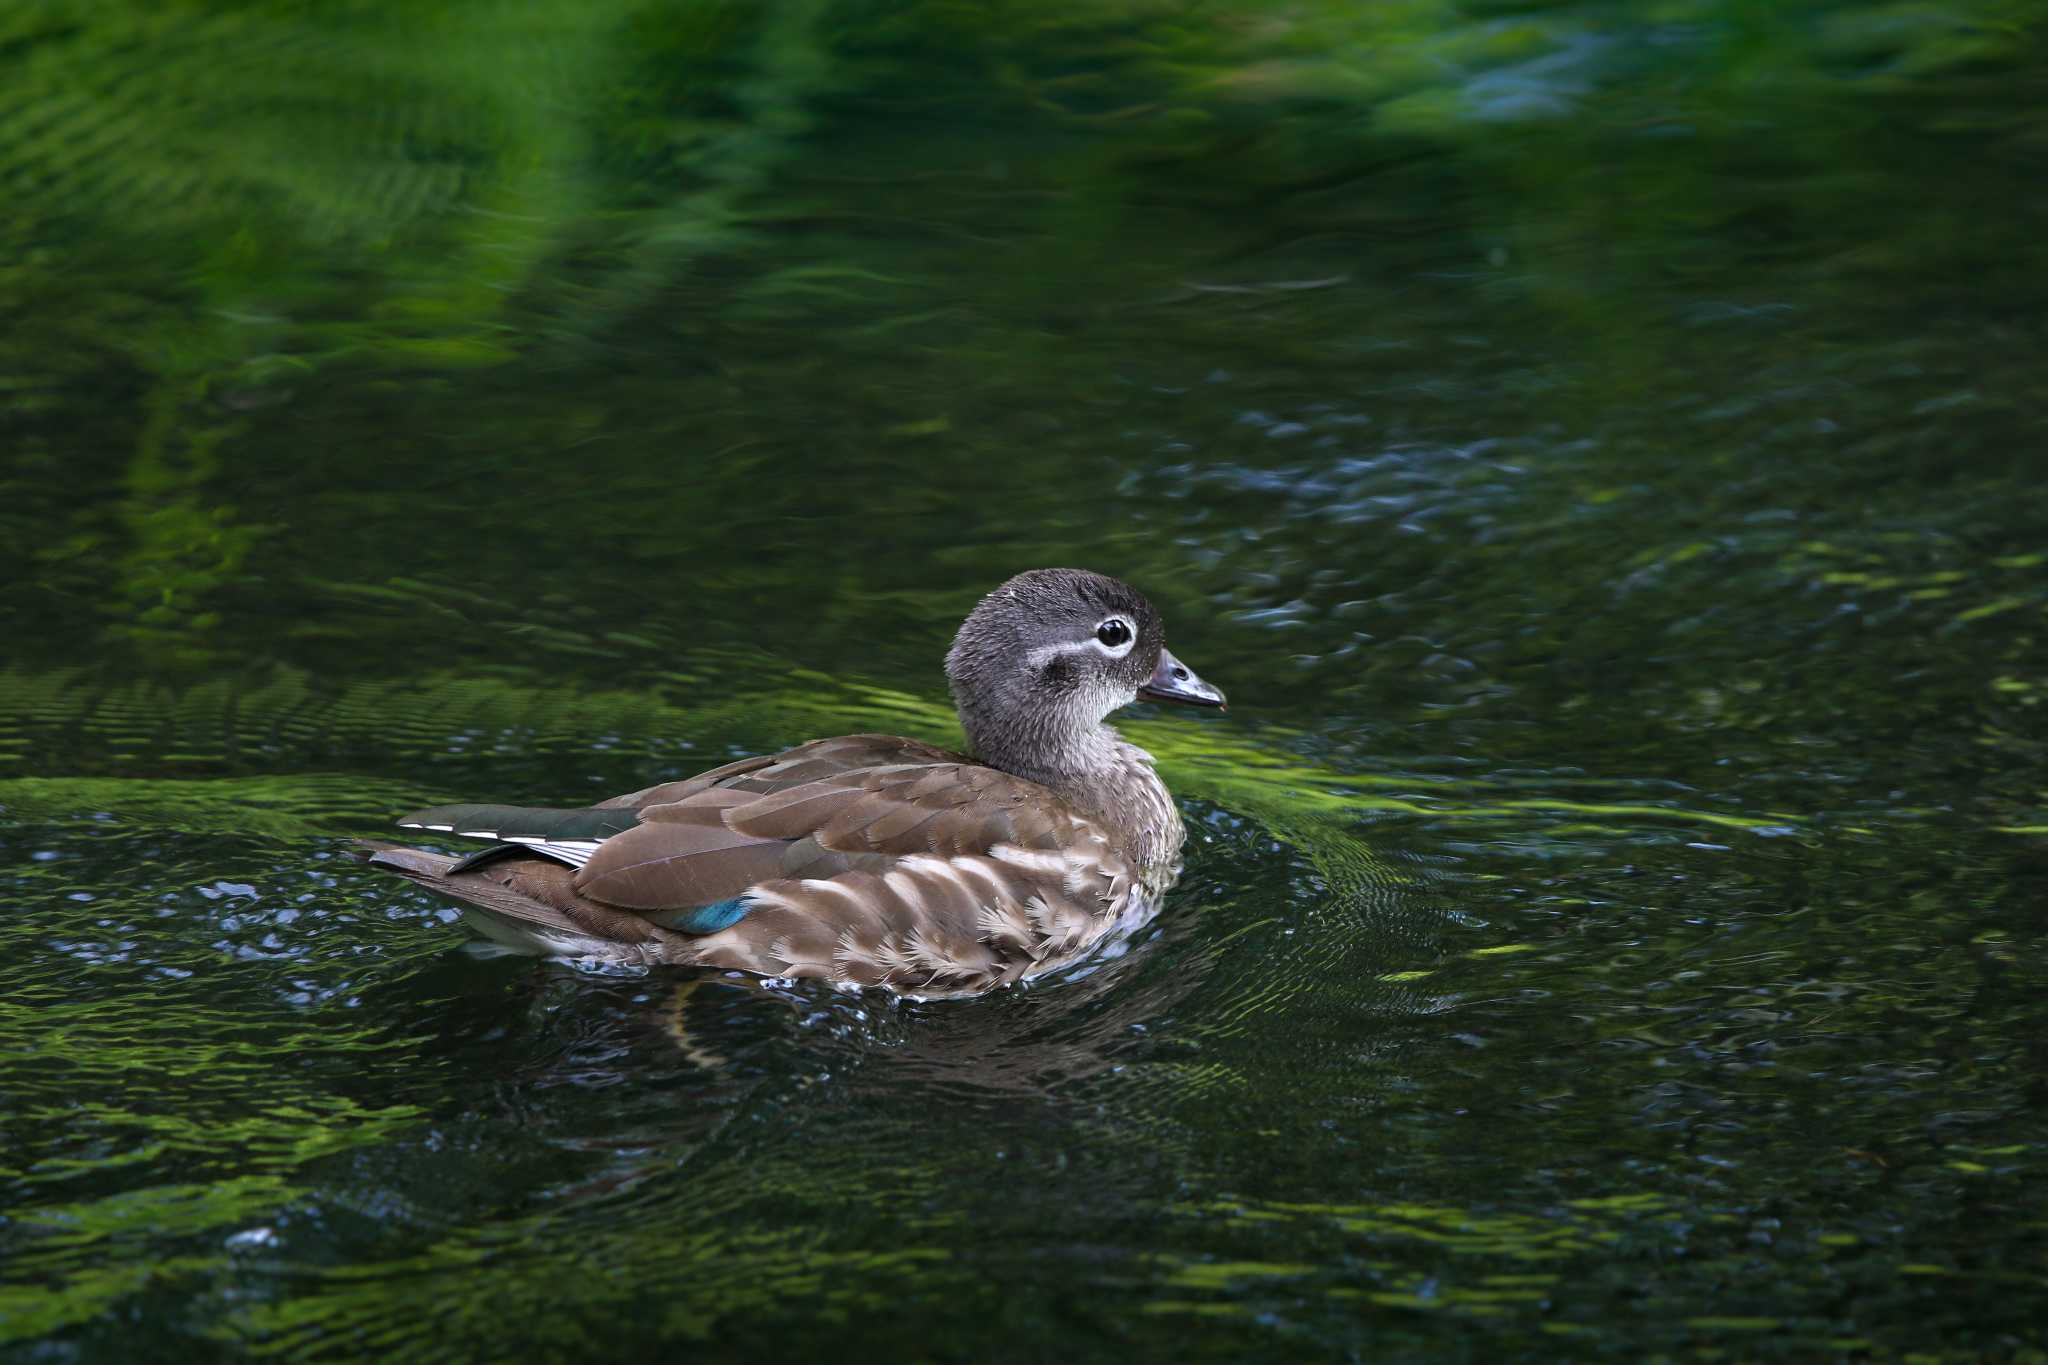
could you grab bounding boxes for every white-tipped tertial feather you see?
[396,820,610,869]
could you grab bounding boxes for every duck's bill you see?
[1138,647,1227,710]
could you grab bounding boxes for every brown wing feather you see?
[591,736,961,815]
[713,783,870,838]
[778,835,884,881]
[594,753,782,811]
[855,802,946,848]
[574,822,788,910]
[721,760,1074,862]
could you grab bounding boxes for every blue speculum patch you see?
[674,897,750,934]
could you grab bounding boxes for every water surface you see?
[3,2,2046,1359]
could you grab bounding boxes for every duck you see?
[359,568,1227,994]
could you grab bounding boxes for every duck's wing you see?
[580,737,1138,989]
[395,736,957,870]
[385,734,1134,990]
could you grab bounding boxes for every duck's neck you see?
[966,715,1185,872]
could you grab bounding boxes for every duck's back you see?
[369,734,1150,993]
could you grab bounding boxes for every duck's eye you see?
[1096,618,1132,648]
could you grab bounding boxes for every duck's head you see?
[946,568,1224,777]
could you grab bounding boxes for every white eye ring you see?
[1092,617,1135,657]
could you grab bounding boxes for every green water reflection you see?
[3,0,2046,1359]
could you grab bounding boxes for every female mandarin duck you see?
[363,568,1226,994]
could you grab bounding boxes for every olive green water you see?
[4,2,2046,1360]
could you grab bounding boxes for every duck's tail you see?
[352,840,678,962]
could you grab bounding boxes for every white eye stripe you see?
[1023,640,1089,671]
[1022,620,1137,672]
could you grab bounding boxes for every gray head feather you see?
[946,568,1167,787]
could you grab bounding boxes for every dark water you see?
[4,2,2046,1359]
